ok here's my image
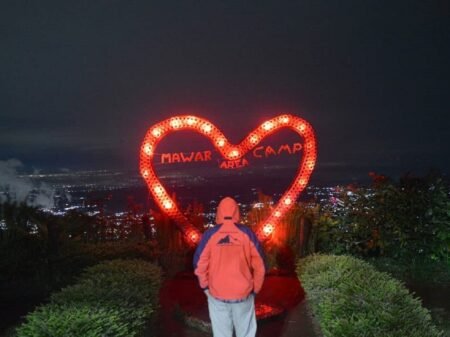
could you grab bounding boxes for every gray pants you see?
[207,293,257,337]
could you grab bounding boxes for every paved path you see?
[258,300,322,337]
[155,273,322,337]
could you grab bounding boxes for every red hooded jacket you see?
[193,197,266,302]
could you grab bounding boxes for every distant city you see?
[8,167,344,227]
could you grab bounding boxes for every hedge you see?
[297,254,443,337]
[16,259,162,337]
[0,240,159,304]
[53,241,158,278]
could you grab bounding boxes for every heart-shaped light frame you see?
[140,114,317,246]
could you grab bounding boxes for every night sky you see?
[1,1,449,181]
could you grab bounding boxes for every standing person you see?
[193,197,266,337]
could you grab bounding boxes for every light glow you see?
[144,143,153,155]
[298,178,307,186]
[153,185,164,195]
[189,232,199,242]
[186,116,198,126]
[249,134,259,144]
[306,160,315,170]
[170,118,182,128]
[152,127,162,137]
[140,114,317,245]
[202,123,212,133]
[262,121,274,131]
[229,149,240,158]
[297,123,306,132]
[263,224,274,236]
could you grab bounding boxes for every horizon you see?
[4,157,449,187]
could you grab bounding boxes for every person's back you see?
[194,197,265,337]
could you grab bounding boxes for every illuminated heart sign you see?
[139,114,317,246]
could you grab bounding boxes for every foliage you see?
[51,259,161,311]
[297,254,443,337]
[367,256,450,285]
[245,191,319,270]
[0,199,158,290]
[62,240,158,266]
[0,202,54,303]
[315,173,450,265]
[151,199,208,275]
[15,304,133,337]
[16,259,162,337]
[0,232,48,292]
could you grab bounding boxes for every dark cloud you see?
[1,0,449,178]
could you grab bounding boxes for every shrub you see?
[56,241,158,272]
[16,259,162,337]
[297,254,443,337]
[368,256,450,285]
[48,241,159,287]
[0,203,158,305]
[0,234,49,299]
[317,173,450,263]
[16,304,133,337]
[73,241,158,262]
[52,260,161,314]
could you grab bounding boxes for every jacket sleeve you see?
[193,236,212,290]
[250,236,266,294]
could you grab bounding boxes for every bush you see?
[15,304,134,337]
[317,173,450,263]
[72,241,158,262]
[0,202,158,304]
[52,260,161,315]
[48,241,159,288]
[297,254,443,337]
[0,235,49,299]
[16,259,162,337]
[368,256,450,285]
[55,241,158,273]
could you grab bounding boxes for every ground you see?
[156,272,322,337]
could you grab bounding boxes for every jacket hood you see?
[215,197,240,224]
